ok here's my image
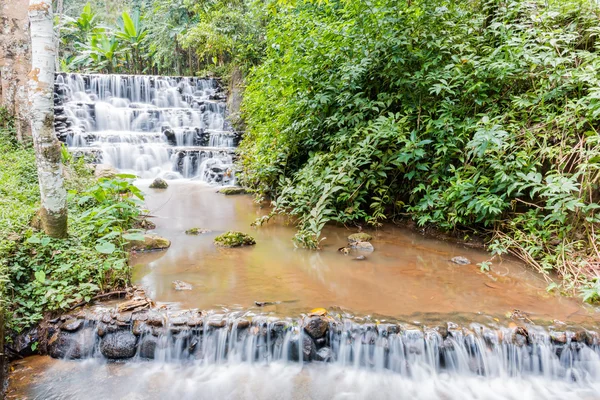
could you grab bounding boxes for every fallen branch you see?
[69,290,128,310]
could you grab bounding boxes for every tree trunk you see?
[0,0,32,142]
[29,0,68,238]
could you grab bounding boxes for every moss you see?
[149,178,168,189]
[126,234,171,252]
[348,233,373,243]
[218,187,246,195]
[185,228,211,235]
[214,231,256,247]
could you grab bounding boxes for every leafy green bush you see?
[0,118,145,333]
[240,0,600,297]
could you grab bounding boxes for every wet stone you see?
[138,335,158,359]
[550,331,567,344]
[187,318,203,327]
[303,316,329,340]
[348,233,373,243]
[289,334,316,362]
[350,241,374,252]
[235,319,250,329]
[315,346,334,362]
[147,314,164,327]
[208,320,226,328]
[451,256,471,265]
[116,312,132,323]
[100,331,138,359]
[97,323,107,337]
[48,328,96,359]
[61,318,83,332]
[170,317,188,326]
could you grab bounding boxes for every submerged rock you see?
[315,346,334,362]
[126,233,171,252]
[100,331,137,359]
[348,232,373,243]
[173,280,193,291]
[214,231,256,247]
[451,256,471,265]
[149,177,168,189]
[350,241,374,252]
[218,186,246,195]
[185,228,211,235]
[353,255,366,261]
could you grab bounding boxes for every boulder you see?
[100,331,137,359]
[126,233,171,252]
[149,177,168,189]
[214,231,256,248]
[348,233,373,243]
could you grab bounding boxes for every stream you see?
[6,73,600,399]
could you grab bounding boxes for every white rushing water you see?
[54,73,236,184]
[26,313,600,400]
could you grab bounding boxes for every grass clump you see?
[185,228,211,235]
[214,231,256,247]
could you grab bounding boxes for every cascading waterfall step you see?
[53,73,241,184]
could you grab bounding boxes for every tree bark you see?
[0,0,32,142]
[29,0,68,238]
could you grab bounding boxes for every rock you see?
[61,319,83,332]
[185,228,211,235]
[315,346,334,362]
[235,319,251,329]
[12,327,40,357]
[214,231,256,248]
[126,233,171,252]
[173,280,193,291]
[349,241,374,252]
[303,316,329,340]
[348,233,373,243]
[289,334,316,362]
[95,164,118,179]
[353,255,366,261]
[451,256,471,265]
[147,313,165,327]
[138,335,158,359]
[48,328,95,359]
[218,186,246,195]
[149,177,168,189]
[100,331,137,359]
[170,317,188,326]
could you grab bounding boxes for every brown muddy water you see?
[131,181,592,324]
[7,180,600,400]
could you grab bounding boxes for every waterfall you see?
[53,73,238,184]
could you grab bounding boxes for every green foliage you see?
[240,0,600,297]
[0,115,144,333]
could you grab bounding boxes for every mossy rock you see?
[214,231,256,247]
[126,234,171,252]
[185,228,211,235]
[149,178,168,189]
[348,232,373,243]
[218,187,246,195]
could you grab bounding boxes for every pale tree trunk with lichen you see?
[28,0,68,238]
